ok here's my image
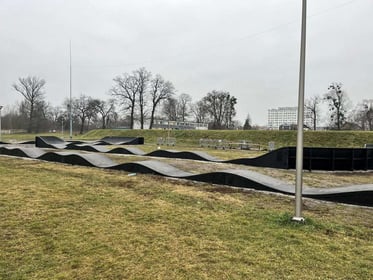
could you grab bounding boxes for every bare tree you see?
[111,73,138,129]
[134,68,151,129]
[363,99,373,130]
[96,99,116,129]
[177,93,192,121]
[49,106,67,131]
[73,95,98,134]
[55,111,68,134]
[324,82,350,130]
[353,99,373,130]
[202,90,237,129]
[305,95,321,130]
[223,95,237,129]
[0,105,24,130]
[149,74,174,129]
[192,100,209,124]
[162,97,177,121]
[110,68,151,129]
[12,76,46,133]
[86,99,100,130]
[31,100,50,133]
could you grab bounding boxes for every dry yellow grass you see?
[0,156,372,279]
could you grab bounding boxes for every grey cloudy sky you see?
[1,0,372,125]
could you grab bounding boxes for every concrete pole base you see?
[291,216,305,223]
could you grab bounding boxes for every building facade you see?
[267,107,312,130]
[152,120,208,130]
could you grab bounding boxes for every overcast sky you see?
[1,0,372,125]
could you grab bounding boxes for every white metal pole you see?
[293,0,307,222]
[69,41,73,140]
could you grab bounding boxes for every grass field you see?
[82,129,373,148]
[1,157,372,279]
[2,129,373,149]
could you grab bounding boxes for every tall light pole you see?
[0,106,3,142]
[69,40,73,140]
[293,0,307,222]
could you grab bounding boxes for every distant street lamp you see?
[0,105,3,142]
[293,0,307,222]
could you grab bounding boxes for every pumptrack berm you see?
[35,136,373,171]
[0,145,372,207]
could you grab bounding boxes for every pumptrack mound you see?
[35,136,373,171]
[35,136,67,149]
[35,135,144,149]
[94,136,144,145]
[0,140,35,145]
[1,145,372,207]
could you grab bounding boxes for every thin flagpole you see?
[69,40,73,139]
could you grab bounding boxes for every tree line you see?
[305,82,373,131]
[3,72,372,133]
[2,68,238,133]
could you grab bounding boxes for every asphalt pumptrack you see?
[0,136,372,207]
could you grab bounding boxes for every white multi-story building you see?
[267,107,312,130]
[151,120,208,130]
